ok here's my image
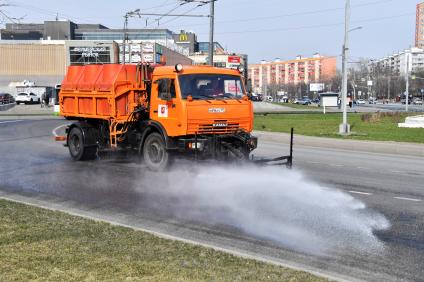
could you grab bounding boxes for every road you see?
[0,118,423,281]
[360,103,424,113]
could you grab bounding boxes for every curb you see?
[255,130,424,157]
[0,113,55,116]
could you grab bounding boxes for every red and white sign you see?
[158,105,168,118]
[228,56,241,63]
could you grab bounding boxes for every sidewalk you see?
[255,130,424,157]
[0,104,56,119]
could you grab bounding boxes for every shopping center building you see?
[0,21,194,93]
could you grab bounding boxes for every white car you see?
[356,99,366,105]
[413,99,423,105]
[15,92,40,104]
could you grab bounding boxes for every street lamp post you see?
[208,0,215,66]
[339,0,362,135]
[405,52,410,112]
[339,0,351,135]
[179,0,216,66]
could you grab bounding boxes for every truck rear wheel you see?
[68,126,97,161]
[143,132,171,171]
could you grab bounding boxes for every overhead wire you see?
[146,2,188,27]
[159,2,207,26]
[210,12,415,35]
[161,0,394,29]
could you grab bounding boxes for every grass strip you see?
[255,112,424,143]
[0,199,325,282]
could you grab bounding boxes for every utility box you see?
[319,92,339,107]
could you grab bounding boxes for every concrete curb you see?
[255,130,424,157]
[0,113,55,116]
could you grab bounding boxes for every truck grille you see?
[189,120,240,134]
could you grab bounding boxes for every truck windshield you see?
[178,74,245,100]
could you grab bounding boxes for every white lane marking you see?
[52,124,69,137]
[356,166,368,170]
[0,120,24,124]
[307,161,322,164]
[390,170,402,174]
[393,197,422,202]
[330,164,344,167]
[348,190,373,196]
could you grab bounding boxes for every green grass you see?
[255,112,424,143]
[0,199,325,282]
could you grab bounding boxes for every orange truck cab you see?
[59,63,258,170]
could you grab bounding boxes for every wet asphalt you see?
[0,118,423,282]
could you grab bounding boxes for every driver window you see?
[157,79,176,99]
[170,79,176,98]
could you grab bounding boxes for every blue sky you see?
[1,0,420,63]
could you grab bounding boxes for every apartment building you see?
[248,54,337,93]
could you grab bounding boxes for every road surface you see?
[0,118,423,281]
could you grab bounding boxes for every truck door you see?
[151,77,182,136]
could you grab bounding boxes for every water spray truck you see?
[56,63,293,171]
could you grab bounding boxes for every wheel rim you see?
[147,141,164,164]
[70,134,81,156]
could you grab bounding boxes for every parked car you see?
[294,98,311,105]
[250,93,263,101]
[15,92,40,104]
[265,96,273,102]
[356,99,366,105]
[413,98,423,105]
[0,93,15,105]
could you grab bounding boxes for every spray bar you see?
[251,128,294,168]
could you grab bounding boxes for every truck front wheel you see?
[143,132,171,171]
[68,126,97,161]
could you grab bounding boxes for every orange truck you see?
[58,63,292,170]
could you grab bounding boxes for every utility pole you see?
[208,0,215,66]
[179,0,216,66]
[339,0,351,135]
[405,52,410,112]
[123,14,129,64]
[122,9,142,65]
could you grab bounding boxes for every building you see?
[0,20,197,93]
[369,47,424,75]
[248,54,337,94]
[197,42,225,54]
[1,21,195,56]
[189,53,248,81]
[416,2,424,49]
[0,40,118,89]
[172,30,198,55]
[0,38,192,94]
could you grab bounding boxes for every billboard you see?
[310,83,325,92]
[69,46,111,65]
[228,56,241,63]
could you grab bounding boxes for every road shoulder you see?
[255,130,424,157]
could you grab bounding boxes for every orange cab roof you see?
[153,65,242,76]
